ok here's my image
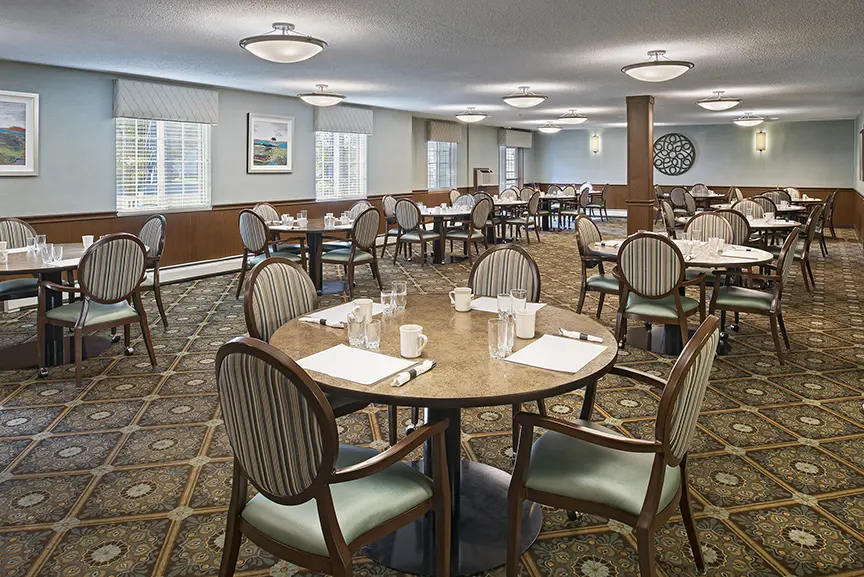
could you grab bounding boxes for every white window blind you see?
[427,141,458,189]
[115,118,211,214]
[501,146,521,189]
[315,131,367,200]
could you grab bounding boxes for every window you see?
[315,131,367,200]
[115,118,211,214]
[427,141,458,189]
[501,146,522,189]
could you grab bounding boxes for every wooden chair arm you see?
[330,419,449,483]
[514,412,662,454]
[722,270,781,283]
[610,366,667,391]
[39,280,81,294]
[680,273,705,287]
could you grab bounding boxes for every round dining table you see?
[0,243,113,370]
[418,207,473,264]
[269,219,353,295]
[270,294,618,576]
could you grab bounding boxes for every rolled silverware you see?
[391,360,437,387]
[558,328,604,343]
[299,317,346,329]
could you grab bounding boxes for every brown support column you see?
[626,95,655,234]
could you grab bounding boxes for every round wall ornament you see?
[653,133,695,176]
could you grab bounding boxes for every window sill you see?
[116,206,212,217]
[314,196,367,203]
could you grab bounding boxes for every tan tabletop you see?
[269,294,617,409]
[590,239,774,268]
[0,243,87,275]
[269,218,352,234]
[714,203,806,213]
[796,198,826,205]
[748,217,800,230]
[493,199,527,207]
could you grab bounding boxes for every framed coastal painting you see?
[247,113,293,173]
[0,90,39,176]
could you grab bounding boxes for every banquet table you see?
[713,202,806,214]
[689,191,727,209]
[269,294,618,575]
[418,207,473,263]
[537,194,575,231]
[270,219,352,294]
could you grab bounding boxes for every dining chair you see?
[136,214,169,328]
[574,216,619,319]
[445,197,491,263]
[761,190,790,205]
[506,315,721,577]
[732,199,765,219]
[380,195,399,258]
[467,244,544,450]
[750,196,777,215]
[584,183,609,221]
[561,185,576,197]
[669,187,688,215]
[727,187,743,203]
[449,189,461,204]
[546,184,562,196]
[0,217,40,304]
[499,188,518,201]
[825,189,838,239]
[660,200,678,239]
[321,207,383,298]
[236,210,305,299]
[322,201,374,252]
[683,213,734,305]
[784,187,801,201]
[690,183,709,196]
[653,184,667,199]
[253,202,284,251]
[578,182,592,196]
[557,192,581,230]
[506,191,541,243]
[347,200,372,220]
[653,185,665,222]
[453,194,476,209]
[683,191,697,216]
[768,206,821,292]
[613,232,705,347]
[519,187,534,202]
[37,233,156,385]
[714,209,751,246]
[392,199,440,266]
[215,337,451,577]
[710,229,799,363]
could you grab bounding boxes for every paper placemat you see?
[470,296,546,314]
[50,258,80,267]
[598,239,624,248]
[721,248,761,260]
[504,334,607,374]
[304,301,384,324]
[297,344,415,385]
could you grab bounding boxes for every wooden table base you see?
[0,336,114,371]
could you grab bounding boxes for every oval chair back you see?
[561,185,576,197]
[714,209,751,245]
[690,183,709,196]
[727,187,743,203]
[78,233,147,304]
[661,200,678,238]
[547,184,562,196]
[578,188,591,210]
[519,187,534,201]
[351,207,381,251]
[785,187,801,201]
[252,203,280,223]
[382,195,397,219]
[750,196,777,214]
[347,200,372,220]
[618,232,685,299]
[670,187,687,208]
[216,337,338,506]
[449,189,461,204]
[802,205,823,253]
[394,199,421,233]
[775,229,801,301]
[824,190,837,231]
[574,215,602,257]
[454,194,476,209]
[654,184,666,199]
[469,197,492,231]
[685,213,733,243]
[578,182,592,194]
[526,191,541,216]
[761,190,790,205]
[0,217,37,249]
[683,192,697,215]
[500,188,518,201]
[468,244,540,302]
[732,199,765,219]
[239,210,270,254]
[138,214,167,261]
[245,258,318,341]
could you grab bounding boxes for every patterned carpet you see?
[1,219,863,577]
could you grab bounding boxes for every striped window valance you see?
[427,120,462,143]
[113,79,219,125]
[313,105,374,135]
[498,129,533,148]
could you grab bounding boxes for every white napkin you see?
[391,360,437,387]
[50,258,80,267]
[598,239,624,248]
[558,328,604,343]
[299,317,346,329]
[5,247,29,254]
[721,248,761,260]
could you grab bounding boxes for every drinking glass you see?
[380,291,395,317]
[26,236,36,252]
[509,288,527,313]
[765,212,775,223]
[298,210,308,220]
[52,244,63,262]
[488,318,515,359]
[36,234,47,249]
[391,281,407,311]
[347,314,365,347]
[497,293,512,319]
[690,222,703,242]
[364,320,382,351]
[40,243,54,265]
[708,237,720,256]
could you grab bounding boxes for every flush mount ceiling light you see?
[557,109,588,125]
[455,107,488,123]
[297,84,345,106]
[240,22,327,63]
[621,50,694,82]
[537,122,562,134]
[697,90,741,111]
[734,112,765,127]
[502,86,548,108]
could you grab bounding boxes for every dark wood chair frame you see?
[236,209,307,299]
[506,191,541,243]
[0,217,59,303]
[574,215,618,319]
[321,207,384,299]
[139,214,169,328]
[795,205,822,292]
[446,198,491,263]
[216,337,452,577]
[392,199,440,266]
[506,316,721,577]
[584,183,609,221]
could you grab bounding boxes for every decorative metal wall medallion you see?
[653,133,695,176]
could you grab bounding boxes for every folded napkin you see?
[558,328,604,343]
[50,258,80,267]
[299,317,346,329]
[391,359,437,387]
[5,247,30,254]
[598,239,624,248]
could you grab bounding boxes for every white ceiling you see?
[2,0,863,128]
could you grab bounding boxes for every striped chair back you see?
[661,200,678,238]
[578,182,592,194]
[253,203,280,223]
[597,183,609,199]
[519,187,534,201]
[727,187,743,203]
[802,206,823,252]
[470,198,492,230]
[137,214,166,260]
[670,187,687,208]
[690,183,709,196]
[468,245,540,302]
[578,188,591,209]
[761,190,790,205]
[777,229,801,288]
[239,210,269,253]
[654,184,666,199]
[394,199,421,232]
[561,185,576,197]
[785,187,801,200]
[732,199,764,219]
[824,190,837,227]
[78,233,147,304]
[0,217,37,249]
[216,338,337,504]
[683,192,697,215]
[656,316,720,465]
[347,200,372,220]
[449,189,461,204]
[575,215,602,255]
[352,207,380,250]
[500,188,518,201]
[454,194,476,209]
[618,233,684,298]
[547,184,562,196]
[685,213,733,243]
[382,195,397,218]
[246,258,318,341]
[750,196,777,214]
[527,191,541,215]
[715,209,751,245]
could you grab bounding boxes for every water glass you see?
[765,212,775,223]
[52,244,64,262]
[26,236,36,252]
[36,234,47,249]
[364,320,382,351]
[708,237,721,256]
[347,314,365,347]
[391,281,407,311]
[690,223,703,242]
[40,243,54,265]
[488,318,515,359]
[380,291,396,317]
[510,288,527,313]
[298,210,308,220]
[497,293,512,319]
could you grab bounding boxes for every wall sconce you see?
[591,134,600,154]
[756,130,767,152]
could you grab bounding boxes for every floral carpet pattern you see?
[1,220,863,577]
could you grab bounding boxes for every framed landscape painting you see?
[247,113,293,173]
[0,90,38,176]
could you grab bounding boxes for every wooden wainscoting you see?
[855,190,864,249]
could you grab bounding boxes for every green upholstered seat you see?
[240,444,433,556]
[388,227,400,235]
[766,244,804,259]
[445,228,484,241]
[321,248,374,264]
[685,267,716,283]
[625,293,699,319]
[0,278,38,300]
[250,249,302,266]
[711,285,774,311]
[278,243,303,252]
[45,300,139,326]
[322,241,352,251]
[559,208,580,216]
[399,231,440,242]
[505,217,534,226]
[586,273,619,291]
[525,420,680,517]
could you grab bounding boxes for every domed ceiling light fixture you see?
[734,112,765,127]
[697,90,741,111]
[455,107,488,123]
[557,109,588,125]
[537,122,562,134]
[621,50,694,82]
[240,22,327,63]
[297,84,345,106]
[502,86,548,108]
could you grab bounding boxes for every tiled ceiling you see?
[1,0,863,127]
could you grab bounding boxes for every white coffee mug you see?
[400,324,428,358]
[449,287,473,312]
[514,309,536,339]
[82,235,94,248]
[352,298,374,323]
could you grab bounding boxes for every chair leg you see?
[616,314,627,346]
[511,403,521,451]
[387,404,398,446]
[679,469,705,573]
[234,251,248,299]
[679,318,690,345]
[777,311,791,351]
[346,264,355,300]
[152,263,168,328]
[576,286,587,314]
[218,509,242,577]
[380,231,390,258]
[123,324,131,354]
[805,260,816,289]
[596,293,606,319]
[393,240,401,264]
[506,491,523,577]
[769,314,784,364]
[799,261,811,292]
[73,329,83,387]
[635,526,658,577]
[134,293,158,367]
[37,314,46,375]
[370,259,383,291]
